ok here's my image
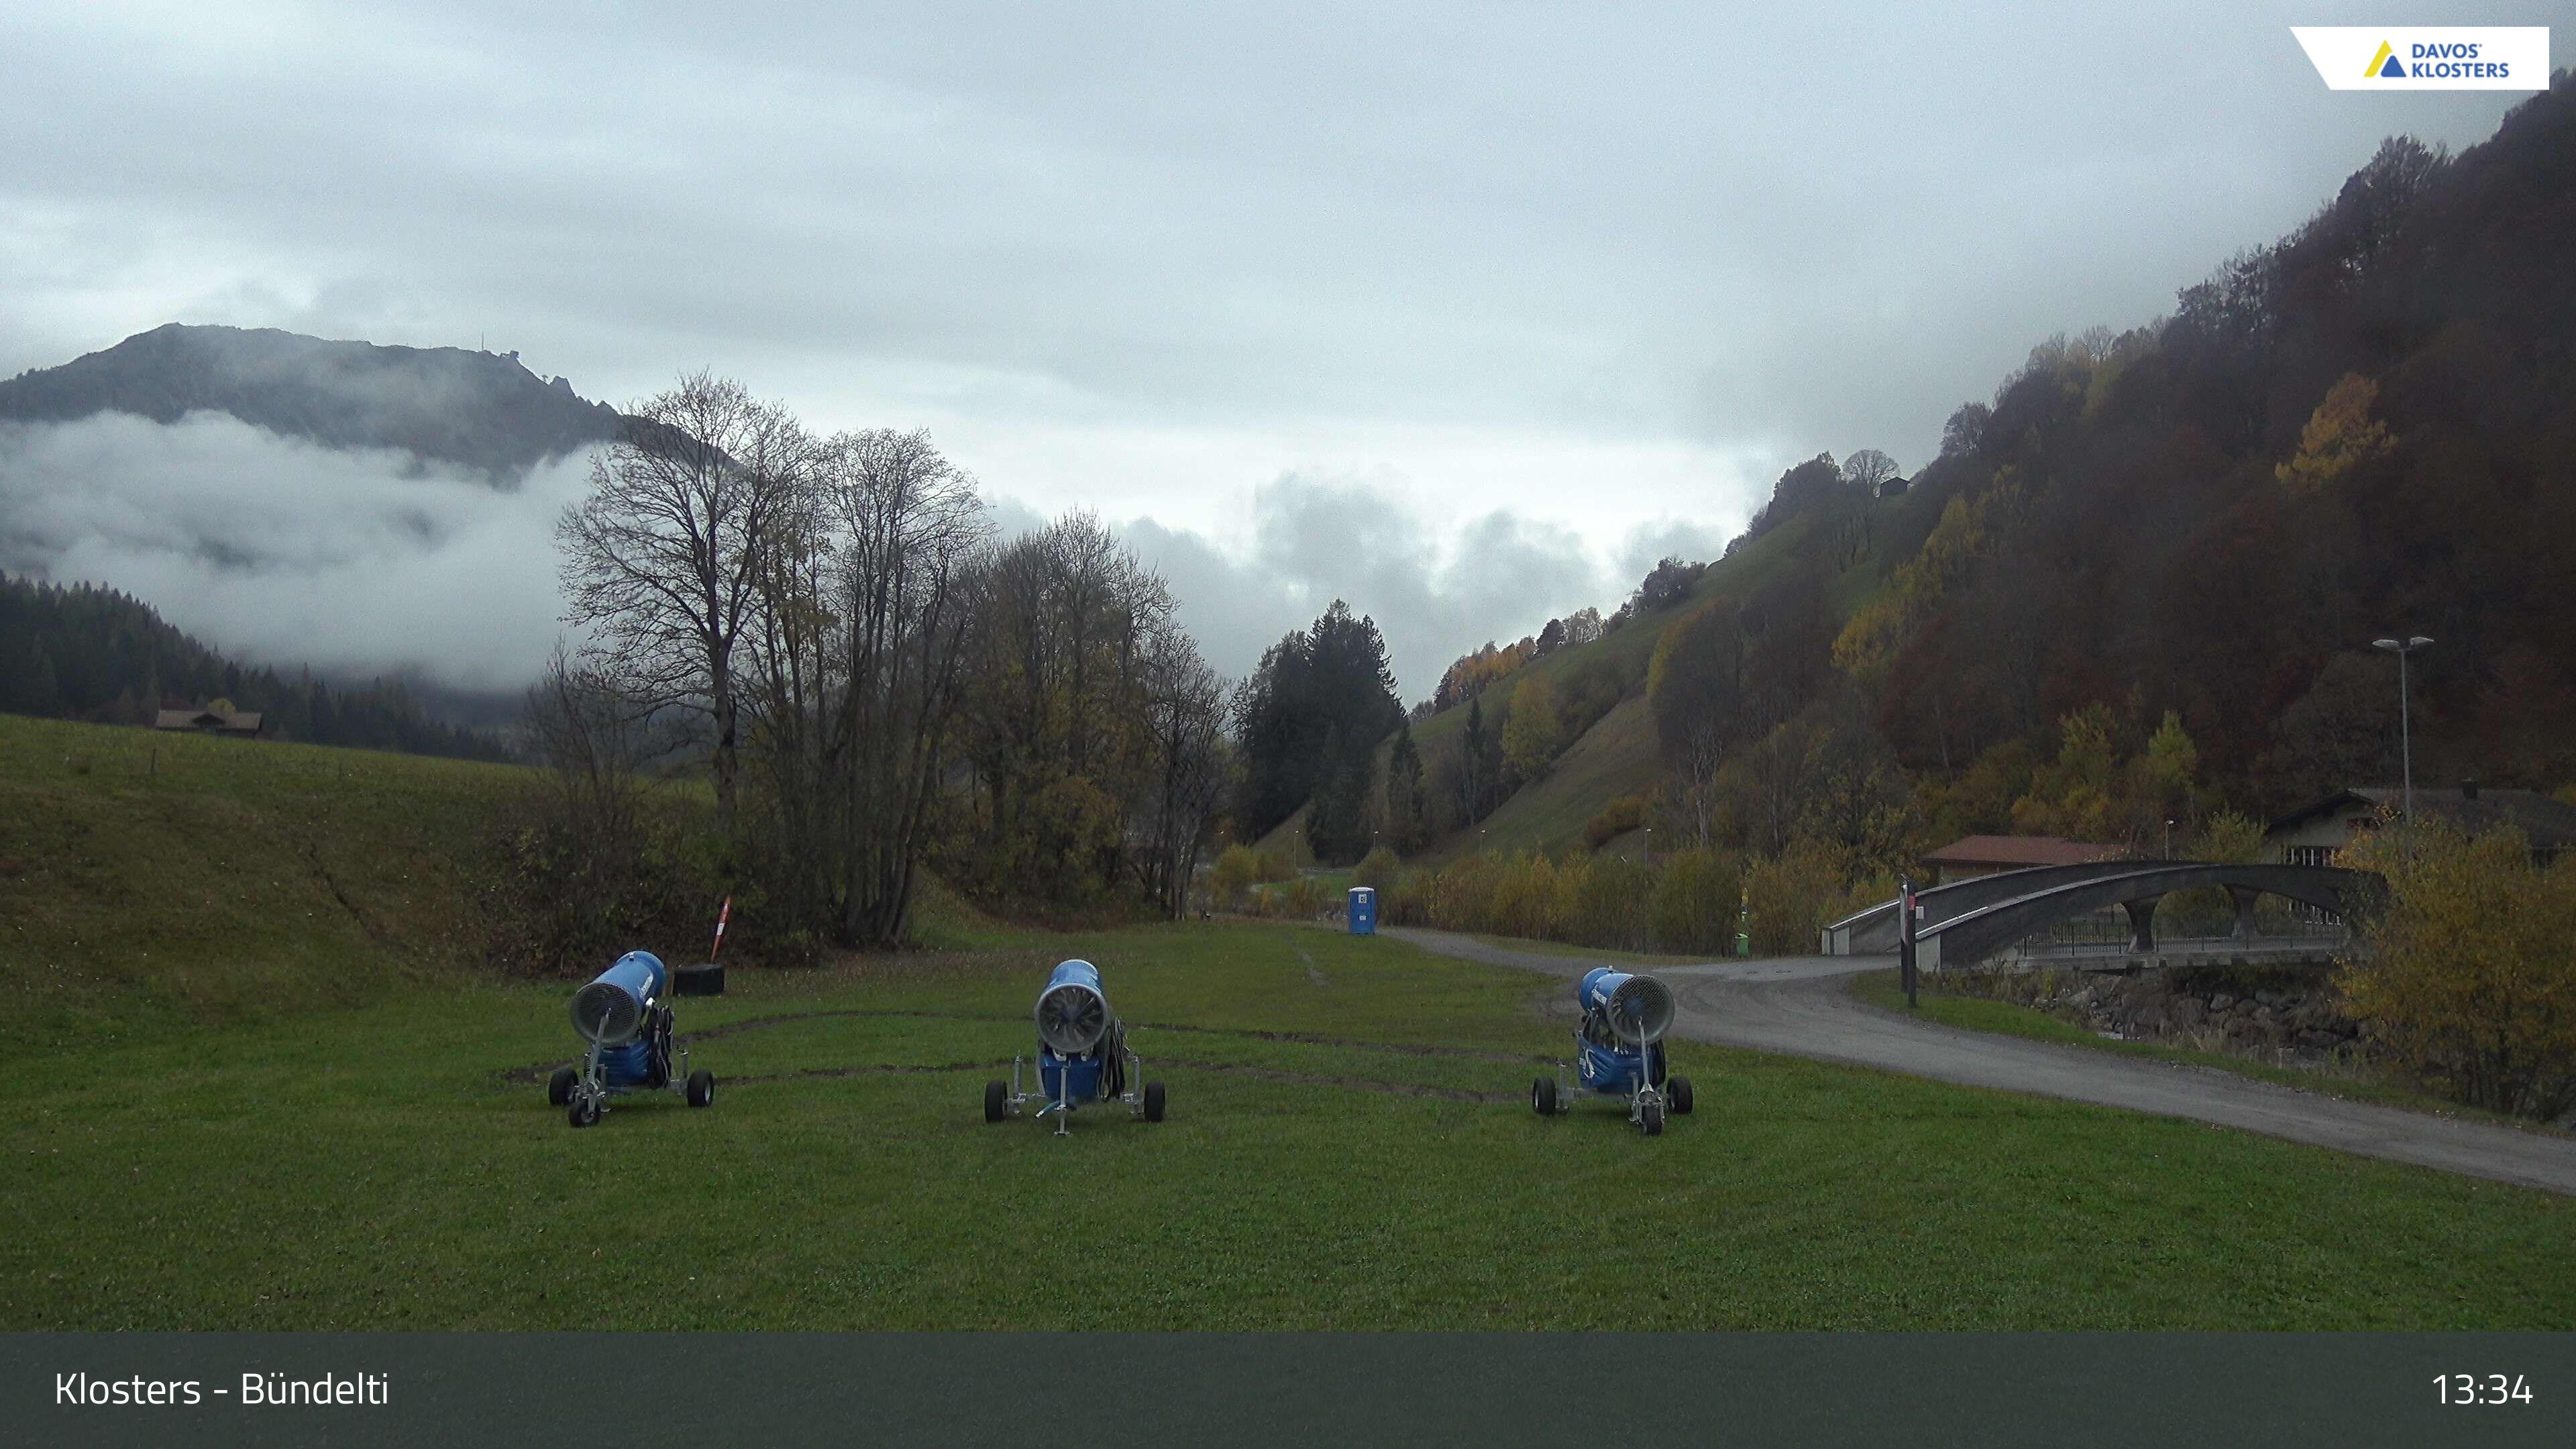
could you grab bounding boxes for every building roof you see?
[1920,835,2121,869]
[154,708,264,733]
[2268,786,2576,849]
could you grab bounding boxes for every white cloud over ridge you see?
[0,412,1733,707]
[0,411,590,692]
[1106,476,1731,702]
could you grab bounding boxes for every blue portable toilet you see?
[1348,886,1377,936]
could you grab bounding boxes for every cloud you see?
[1,0,2533,562]
[0,411,588,691]
[1612,517,1735,587]
[0,409,1754,710]
[1102,472,1695,704]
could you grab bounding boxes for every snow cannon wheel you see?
[1142,1082,1167,1122]
[1532,1077,1557,1116]
[547,1067,576,1107]
[568,1093,600,1128]
[1668,1076,1695,1115]
[984,1079,1008,1123]
[1638,1099,1665,1136]
[686,1070,716,1108]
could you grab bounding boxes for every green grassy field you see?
[7,714,2573,1331]
[7,918,2575,1330]
[0,714,537,1049]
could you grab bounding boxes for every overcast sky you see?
[0,1,2560,699]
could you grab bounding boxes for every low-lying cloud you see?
[1106,474,1731,702]
[0,414,1744,709]
[0,411,589,692]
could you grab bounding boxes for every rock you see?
[2210,994,2236,1012]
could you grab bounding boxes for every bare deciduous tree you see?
[1137,625,1233,917]
[822,427,990,945]
[556,372,812,837]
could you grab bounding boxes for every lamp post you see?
[2371,635,2434,834]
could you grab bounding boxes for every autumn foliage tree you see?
[2275,372,2396,490]
[2339,821,2576,1120]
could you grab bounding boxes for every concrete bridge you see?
[1823,861,2387,973]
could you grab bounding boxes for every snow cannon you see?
[983,959,1166,1136]
[547,950,716,1127]
[1531,967,1693,1135]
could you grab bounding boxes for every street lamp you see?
[2371,635,2434,832]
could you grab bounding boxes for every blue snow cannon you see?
[547,950,716,1127]
[1532,967,1693,1135]
[983,959,1165,1135]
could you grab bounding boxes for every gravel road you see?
[1387,926,2576,1196]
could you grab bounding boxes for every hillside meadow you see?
[4,714,2572,1330]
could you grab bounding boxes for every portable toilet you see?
[1347,886,1377,936]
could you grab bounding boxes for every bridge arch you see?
[1823,859,2188,955]
[1836,863,2386,972]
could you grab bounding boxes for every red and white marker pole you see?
[710,896,733,961]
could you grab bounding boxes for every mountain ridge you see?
[0,323,624,478]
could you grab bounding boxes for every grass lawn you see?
[0,714,533,1047]
[1845,969,2575,1134]
[9,921,2573,1331]
[9,714,2571,1330]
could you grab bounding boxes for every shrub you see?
[1650,847,1741,955]
[1584,794,1649,849]
[1743,840,1856,956]
[482,788,722,975]
[1277,875,1326,918]
[2339,822,2576,1119]
[1210,844,1295,910]
[1354,845,1401,890]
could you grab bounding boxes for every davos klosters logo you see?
[2293,28,2548,90]
[2364,37,2501,80]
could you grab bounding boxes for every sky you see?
[0,1,2561,700]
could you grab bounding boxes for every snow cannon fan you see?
[1530,967,1694,1136]
[983,959,1166,1136]
[547,950,716,1127]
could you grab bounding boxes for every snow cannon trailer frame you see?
[1532,967,1695,1136]
[983,959,1167,1136]
[547,951,716,1128]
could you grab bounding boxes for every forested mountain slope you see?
[0,572,509,761]
[1279,76,2576,867]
